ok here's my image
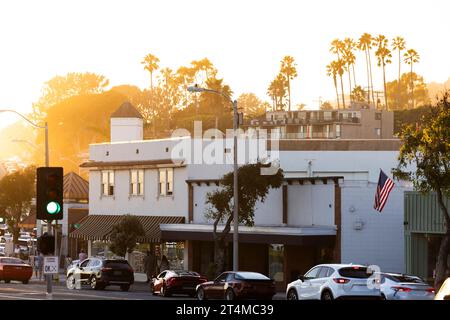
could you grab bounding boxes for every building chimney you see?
[110,102,143,142]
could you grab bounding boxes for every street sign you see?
[43,256,59,274]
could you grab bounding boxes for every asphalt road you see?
[0,280,196,300]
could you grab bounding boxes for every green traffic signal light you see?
[46,201,61,214]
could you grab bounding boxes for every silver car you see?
[379,273,435,300]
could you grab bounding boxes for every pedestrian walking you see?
[34,252,44,281]
[143,250,157,283]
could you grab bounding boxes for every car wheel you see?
[120,284,130,292]
[197,287,206,300]
[66,274,75,290]
[90,276,99,290]
[225,288,235,301]
[287,289,298,300]
[4,280,10,284]
[321,290,334,301]
[160,284,171,297]
[22,279,29,285]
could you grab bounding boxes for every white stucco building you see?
[71,102,409,287]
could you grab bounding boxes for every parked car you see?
[286,264,381,300]
[0,257,33,284]
[152,270,208,297]
[196,271,276,300]
[378,273,435,300]
[435,277,450,300]
[66,257,134,291]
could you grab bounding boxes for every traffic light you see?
[36,167,63,220]
[37,233,55,255]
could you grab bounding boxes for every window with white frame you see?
[158,168,174,196]
[130,170,144,196]
[101,170,114,196]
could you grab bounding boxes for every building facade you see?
[243,107,394,140]
[72,102,408,287]
[404,192,450,283]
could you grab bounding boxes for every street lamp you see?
[0,110,49,167]
[187,85,240,271]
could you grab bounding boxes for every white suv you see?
[286,264,381,300]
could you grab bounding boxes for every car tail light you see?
[333,278,350,284]
[426,288,435,294]
[392,286,411,292]
[101,267,112,272]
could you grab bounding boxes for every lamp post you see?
[0,109,53,297]
[187,85,239,271]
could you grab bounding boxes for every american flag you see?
[374,170,395,212]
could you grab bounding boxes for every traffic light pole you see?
[46,220,53,299]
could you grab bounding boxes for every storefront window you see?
[161,242,184,270]
[268,244,284,282]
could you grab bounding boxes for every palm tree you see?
[358,33,373,105]
[141,53,160,89]
[374,35,392,110]
[392,37,406,109]
[280,56,298,112]
[375,34,392,110]
[326,61,340,109]
[343,38,357,104]
[330,39,346,108]
[403,49,420,109]
[335,59,346,109]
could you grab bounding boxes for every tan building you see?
[243,106,394,140]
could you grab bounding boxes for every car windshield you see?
[338,267,373,278]
[234,272,270,280]
[0,258,23,264]
[104,260,130,269]
[174,270,200,276]
[387,274,424,283]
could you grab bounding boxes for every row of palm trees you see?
[267,56,298,111]
[326,34,420,110]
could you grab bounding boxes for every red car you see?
[152,270,208,297]
[0,257,33,284]
[196,271,276,300]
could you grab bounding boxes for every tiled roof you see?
[69,215,185,243]
[64,172,89,200]
[110,102,143,119]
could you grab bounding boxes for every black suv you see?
[66,257,134,291]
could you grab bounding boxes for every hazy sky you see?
[0,0,449,128]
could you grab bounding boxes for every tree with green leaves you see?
[392,36,406,109]
[280,56,298,112]
[205,162,284,274]
[374,35,392,110]
[394,92,450,290]
[109,215,146,257]
[404,49,420,109]
[141,53,160,89]
[0,166,35,244]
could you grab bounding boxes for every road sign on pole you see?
[44,256,59,274]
